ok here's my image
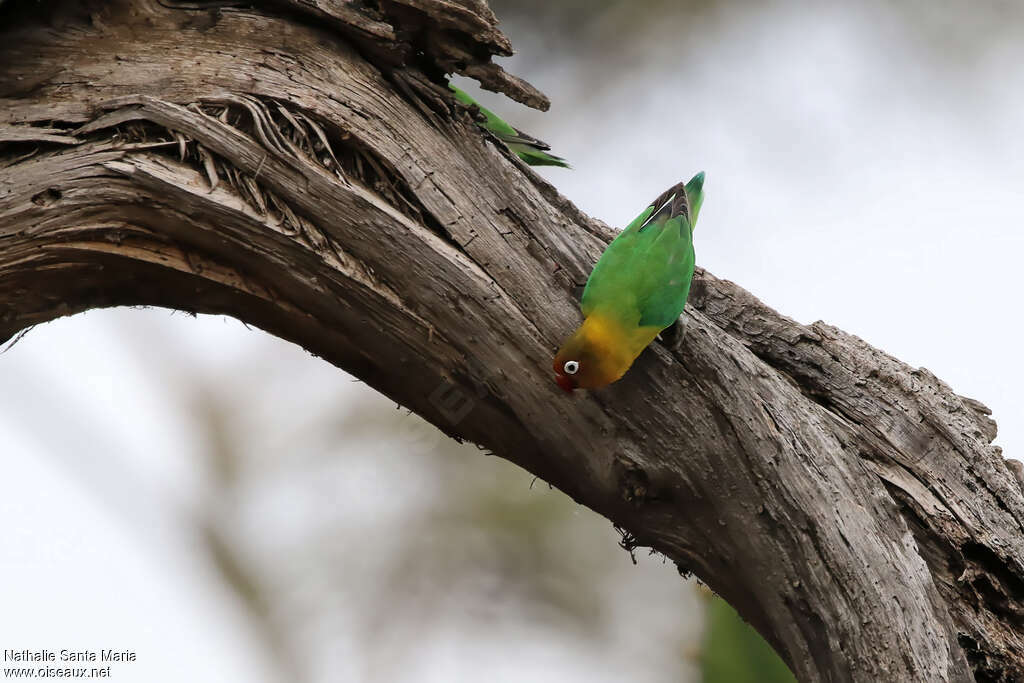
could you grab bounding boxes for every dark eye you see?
[563,360,580,375]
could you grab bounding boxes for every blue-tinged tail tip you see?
[684,172,706,229]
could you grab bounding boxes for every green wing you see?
[449,85,570,168]
[582,176,703,329]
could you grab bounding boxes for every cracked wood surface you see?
[1,1,1022,680]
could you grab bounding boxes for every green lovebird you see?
[553,173,705,391]
[449,85,570,168]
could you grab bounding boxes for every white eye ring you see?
[563,360,580,375]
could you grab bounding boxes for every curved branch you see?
[1,2,1021,680]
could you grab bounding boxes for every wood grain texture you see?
[1,1,1021,680]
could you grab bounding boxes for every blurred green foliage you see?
[700,596,795,683]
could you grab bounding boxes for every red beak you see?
[555,374,576,393]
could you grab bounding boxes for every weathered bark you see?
[1,1,1021,680]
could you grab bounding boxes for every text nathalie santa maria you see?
[4,651,136,663]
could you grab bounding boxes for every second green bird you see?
[449,85,570,168]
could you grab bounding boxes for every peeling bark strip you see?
[1,1,1021,680]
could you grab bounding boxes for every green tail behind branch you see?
[449,85,570,168]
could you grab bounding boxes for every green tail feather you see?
[509,143,571,167]
[449,84,570,168]
[685,171,705,228]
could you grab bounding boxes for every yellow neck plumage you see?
[573,314,662,387]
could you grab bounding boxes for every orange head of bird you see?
[552,326,622,392]
[553,315,642,392]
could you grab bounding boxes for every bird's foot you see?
[659,317,686,347]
